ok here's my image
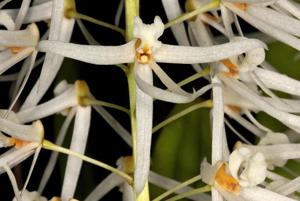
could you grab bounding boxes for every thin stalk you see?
[177,67,210,87]
[164,0,220,29]
[152,100,212,133]
[84,98,130,115]
[125,0,139,41]
[152,175,202,201]
[67,11,125,36]
[164,185,211,201]
[42,140,133,184]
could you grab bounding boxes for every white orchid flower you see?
[37,15,264,196]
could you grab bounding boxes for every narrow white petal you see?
[274,176,300,195]
[276,0,300,20]
[9,51,37,116]
[253,68,300,96]
[0,49,13,62]
[225,0,278,3]
[189,17,214,47]
[0,142,39,173]
[21,146,41,194]
[0,0,12,9]
[0,119,41,142]
[92,105,132,146]
[245,144,300,161]
[0,12,15,30]
[248,6,300,37]
[134,66,194,103]
[14,0,31,29]
[211,76,225,164]
[200,14,228,38]
[85,173,123,201]
[61,106,92,200]
[17,87,77,123]
[225,2,300,51]
[225,108,264,137]
[21,0,74,109]
[212,187,224,201]
[21,53,65,109]
[38,108,76,193]
[155,38,265,64]
[222,77,300,133]
[149,171,211,201]
[114,0,124,26]
[0,24,39,47]
[162,0,190,45]
[241,186,297,201]
[0,47,34,75]
[3,164,21,201]
[122,183,134,201]
[76,19,99,45]
[220,4,234,38]
[2,1,52,23]
[149,62,190,95]
[38,40,135,65]
[134,63,153,194]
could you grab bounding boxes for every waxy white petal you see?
[14,0,31,30]
[155,38,265,64]
[38,40,135,65]
[2,1,52,24]
[0,142,39,173]
[253,68,300,96]
[272,176,300,196]
[92,105,132,146]
[222,77,300,133]
[211,76,225,164]
[0,23,39,47]
[225,2,300,51]
[61,106,91,200]
[17,86,77,123]
[244,143,300,161]
[247,5,300,38]
[85,173,123,201]
[0,47,34,75]
[162,0,190,45]
[21,0,75,109]
[134,63,153,194]
[276,0,300,20]
[0,119,43,142]
[38,108,76,193]
[240,186,297,201]
[0,12,15,30]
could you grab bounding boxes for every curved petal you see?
[155,38,265,64]
[38,40,135,65]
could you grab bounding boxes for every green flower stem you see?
[164,0,220,29]
[177,67,211,87]
[152,175,202,201]
[125,0,139,41]
[66,11,125,36]
[84,98,130,115]
[164,185,211,201]
[152,100,212,133]
[42,140,133,184]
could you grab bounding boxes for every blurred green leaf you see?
[150,101,211,198]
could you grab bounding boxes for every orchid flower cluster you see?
[2,0,300,200]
